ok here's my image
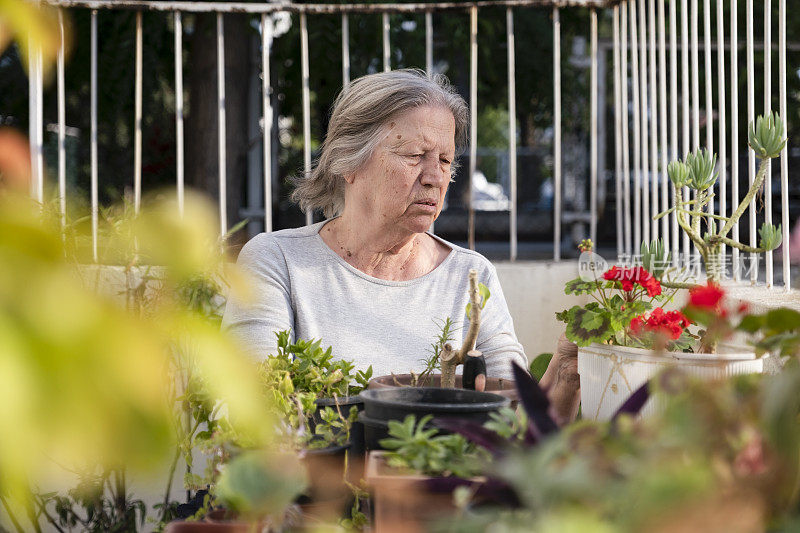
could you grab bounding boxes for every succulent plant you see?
[668,161,691,189]
[758,223,783,251]
[685,149,718,191]
[641,238,671,280]
[748,111,787,159]
[655,112,788,285]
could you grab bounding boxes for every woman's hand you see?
[539,333,580,425]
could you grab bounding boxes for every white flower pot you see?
[578,343,763,421]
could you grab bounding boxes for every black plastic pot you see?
[311,395,365,457]
[359,388,510,450]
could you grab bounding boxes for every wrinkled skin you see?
[320,105,455,281]
[540,334,581,425]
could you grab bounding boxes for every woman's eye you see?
[440,158,452,165]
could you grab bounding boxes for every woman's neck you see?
[320,215,444,281]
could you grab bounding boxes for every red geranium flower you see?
[689,283,725,309]
[630,308,691,340]
[602,266,661,296]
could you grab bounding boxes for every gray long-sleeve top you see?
[221,221,527,380]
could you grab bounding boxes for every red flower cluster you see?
[630,307,691,340]
[689,283,725,309]
[602,266,662,297]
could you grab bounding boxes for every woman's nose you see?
[419,155,449,187]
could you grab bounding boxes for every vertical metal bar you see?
[658,0,668,250]
[779,0,789,290]
[731,0,740,280]
[134,11,142,214]
[622,1,632,255]
[746,0,756,283]
[28,41,36,200]
[507,7,517,261]
[703,0,713,159]
[639,0,650,245]
[703,0,714,247]
[691,0,700,150]
[648,0,658,242]
[764,0,773,287]
[681,0,690,264]
[342,13,350,86]
[383,12,390,72]
[553,7,562,260]
[35,47,44,203]
[614,5,623,257]
[469,6,478,251]
[630,0,642,251]
[301,13,312,226]
[590,9,598,246]
[217,12,227,235]
[262,14,273,233]
[58,9,66,227]
[174,11,185,218]
[690,0,701,267]
[91,10,99,262]
[670,0,679,264]
[716,0,726,272]
[425,11,433,74]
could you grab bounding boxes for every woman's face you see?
[346,105,456,235]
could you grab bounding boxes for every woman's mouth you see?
[413,199,438,212]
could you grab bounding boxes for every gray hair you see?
[291,69,469,218]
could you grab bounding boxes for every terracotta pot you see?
[368,373,518,404]
[299,443,354,523]
[365,451,484,533]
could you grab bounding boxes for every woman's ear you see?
[343,172,356,185]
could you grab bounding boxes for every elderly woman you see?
[222,69,579,422]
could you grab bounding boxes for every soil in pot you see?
[359,387,509,450]
[368,374,518,404]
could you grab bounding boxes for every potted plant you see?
[367,269,519,402]
[363,362,650,532]
[657,112,785,284]
[364,414,491,532]
[559,239,765,420]
[562,113,786,420]
[440,364,800,531]
[164,450,308,532]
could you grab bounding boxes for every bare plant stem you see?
[0,493,26,533]
[34,495,65,533]
[717,157,769,240]
[440,269,482,388]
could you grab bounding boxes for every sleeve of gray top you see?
[221,234,294,360]
[474,264,528,380]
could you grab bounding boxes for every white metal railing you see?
[611,0,792,289]
[30,0,792,290]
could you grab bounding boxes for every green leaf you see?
[749,111,787,159]
[564,278,600,295]
[563,305,613,347]
[737,314,766,334]
[685,149,718,191]
[758,223,782,251]
[479,282,491,309]
[765,308,800,332]
[530,353,553,381]
[641,238,670,279]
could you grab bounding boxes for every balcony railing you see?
[27,0,793,289]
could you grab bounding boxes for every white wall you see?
[493,260,588,360]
